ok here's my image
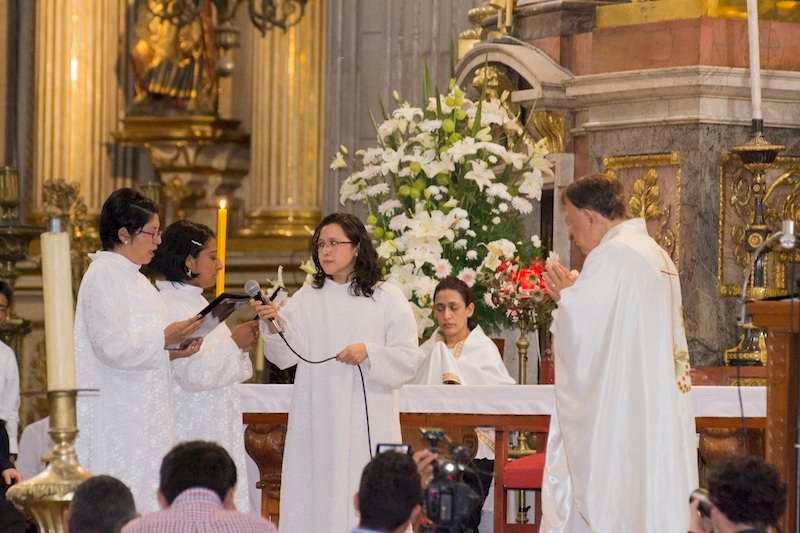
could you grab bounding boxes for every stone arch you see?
[455,42,572,107]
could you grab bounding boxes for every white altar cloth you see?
[238,384,765,517]
[236,384,766,418]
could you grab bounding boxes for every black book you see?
[166,292,252,350]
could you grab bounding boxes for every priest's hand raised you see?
[543,260,578,302]
[336,343,368,365]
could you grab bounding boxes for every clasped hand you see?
[542,259,578,302]
[249,294,367,365]
[2,467,21,486]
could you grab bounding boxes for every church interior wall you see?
[576,123,800,365]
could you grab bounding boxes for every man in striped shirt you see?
[123,441,276,533]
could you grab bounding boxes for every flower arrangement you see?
[331,76,553,336]
[482,246,557,337]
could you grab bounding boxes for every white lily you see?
[464,160,495,191]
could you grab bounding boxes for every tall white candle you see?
[42,230,75,390]
[746,0,763,121]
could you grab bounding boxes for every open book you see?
[166,292,252,350]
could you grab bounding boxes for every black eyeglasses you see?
[315,239,353,251]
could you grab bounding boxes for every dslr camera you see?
[419,428,482,533]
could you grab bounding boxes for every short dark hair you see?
[99,188,159,250]
[68,475,137,533]
[708,455,786,528]
[150,220,215,282]
[358,451,421,531]
[311,213,382,297]
[0,279,13,306]
[434,276,475,329]
[562,174,627,220]
[159,441,237,505]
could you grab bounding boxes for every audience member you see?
[122,441,276,533]
[689,455,786,533]
[352,451,422,533]
[17,416,51,479]
[0,440,24,533]
[66,475,137,533]
[0,279,20,461]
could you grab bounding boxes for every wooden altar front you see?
[747,300,800,533]
[239,384,767,529]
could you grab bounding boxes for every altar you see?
[238,384,766,527]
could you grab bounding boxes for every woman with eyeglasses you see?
[150,220,259,512]
[74,188,203,512]
[251,212,424,532]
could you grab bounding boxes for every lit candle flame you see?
[219,199,227,209]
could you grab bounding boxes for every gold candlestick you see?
[7,390,91,532]
[510,331,534,524]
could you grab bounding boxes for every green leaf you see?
[379,98,389,121]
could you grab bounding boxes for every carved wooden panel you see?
[602,152,681,267]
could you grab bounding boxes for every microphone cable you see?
[274,330,373,459]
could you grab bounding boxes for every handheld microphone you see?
[245,279,284,333]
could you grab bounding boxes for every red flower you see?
[515,267,542,291]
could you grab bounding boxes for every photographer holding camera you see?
[688,455,786,533]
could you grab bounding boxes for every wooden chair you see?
[499,452,546,532]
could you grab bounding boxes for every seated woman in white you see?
[150,220,259,511]
[415,276,514,530]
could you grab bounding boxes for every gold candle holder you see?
[510,331,534,524]
[0,166,20,221]
[7,390,91,532]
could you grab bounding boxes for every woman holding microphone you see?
[251,212,424,532]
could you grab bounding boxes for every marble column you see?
[237,0,325,244]
[322,0,483,214]
[32,0,132,215]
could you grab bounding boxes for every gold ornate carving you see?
[598,0,800,30]
[130,0,218,115]
[730,377,768,386]
[531,112,566,154]
[603,152,681,265]
[458,5,496,59]
[718,154,800,298]
[42,180,100,299]
[471,65,516,101]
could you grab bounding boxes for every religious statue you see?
[129,0,219,115]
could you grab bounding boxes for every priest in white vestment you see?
[414,276,514,530]
[152,220,259,512]
[252,213,424,533]
[540,175,697,533]
[75,189,203,512]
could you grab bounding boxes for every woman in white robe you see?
[251,213,425,533]
[415,276,515,530]
[150,220,259,511]
[75,188,202,512]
